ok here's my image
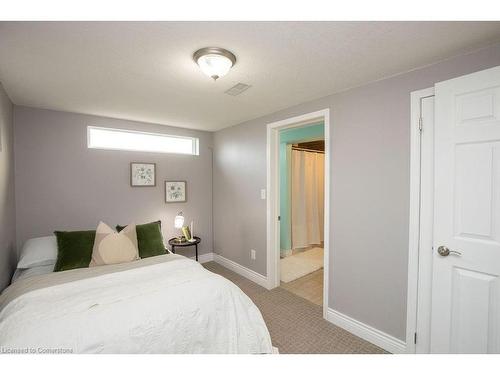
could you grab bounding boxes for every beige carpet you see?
[203,261,386,354]
[280,247,324,282]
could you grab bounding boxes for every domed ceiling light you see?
[193,47,237,81]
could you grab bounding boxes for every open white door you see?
[431,66,500,353]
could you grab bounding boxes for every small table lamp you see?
[174,212,185,242]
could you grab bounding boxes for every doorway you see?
[279,130,325,305]
[266,109,330,318]
[407,65,500,354]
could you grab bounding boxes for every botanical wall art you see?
[130,162,156,187]
[165,181,187,202]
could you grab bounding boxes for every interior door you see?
[431,66,500,353]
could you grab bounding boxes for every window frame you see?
[87,126,199,156]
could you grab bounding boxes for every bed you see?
[0,253,273,354]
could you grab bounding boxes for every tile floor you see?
[281,268,323,305]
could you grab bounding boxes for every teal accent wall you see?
[279,122,324,251]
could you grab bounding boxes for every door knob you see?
[437,246,462,257]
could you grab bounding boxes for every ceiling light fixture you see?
[193,47,237,81]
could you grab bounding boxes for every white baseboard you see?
[213,254,269,289]
[326,308,407,354]
[190,252,214,264]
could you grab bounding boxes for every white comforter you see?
[0,254,273,354]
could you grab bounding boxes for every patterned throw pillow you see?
[89,222,139,267]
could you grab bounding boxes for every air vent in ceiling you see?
[225,83,251,96]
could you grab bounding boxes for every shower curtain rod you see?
[291,147,325,154]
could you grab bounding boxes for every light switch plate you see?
[260,189,266,200]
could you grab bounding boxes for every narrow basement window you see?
[87,126,199,155]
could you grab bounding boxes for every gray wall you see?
[213,43,500,341]
[14,107,213,259]
[0,83,16,289]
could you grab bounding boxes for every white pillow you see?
[17,236,58,269]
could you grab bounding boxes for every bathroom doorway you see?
[266,109,330,316]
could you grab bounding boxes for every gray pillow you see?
[17,236,57,269]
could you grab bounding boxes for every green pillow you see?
[53,230,96,272]
[116,221,166,258]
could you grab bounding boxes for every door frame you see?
[406,87,435,353]
[266,108,330,318]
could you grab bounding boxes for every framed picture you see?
[130,162,156,187]
[165,181,187,203]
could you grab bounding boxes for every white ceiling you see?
[1,21,500,131]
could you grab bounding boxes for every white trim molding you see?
[266,108,331,318]
[191,252,215,264]
[213,254,269,289]
[406,87,435,354]
[326,308,407,354]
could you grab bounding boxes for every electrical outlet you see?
[250,249,256,260]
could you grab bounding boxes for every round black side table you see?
[168,236,201,261]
